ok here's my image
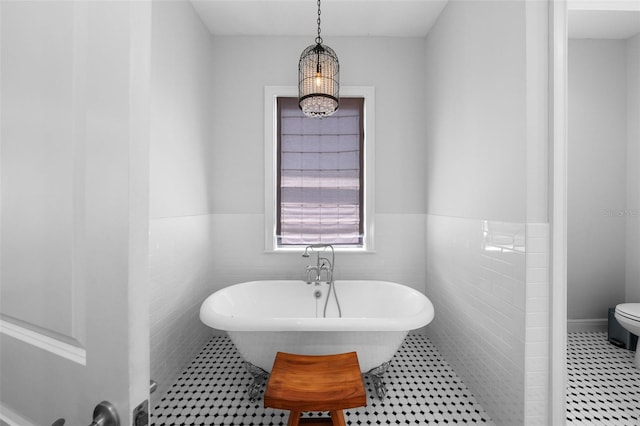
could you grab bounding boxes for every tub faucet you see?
[302,244,334,284]
[305,265,320,284]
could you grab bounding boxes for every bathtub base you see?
[366,361,391,400]
[244,361,269,402]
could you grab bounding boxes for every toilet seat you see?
[616,303,640,322]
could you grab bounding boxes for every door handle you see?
[89,401,120,426]
[50,401,120,426]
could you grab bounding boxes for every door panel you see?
[1,0,79,343]
[0,2,150,425]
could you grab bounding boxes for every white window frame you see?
[264,86,375,252]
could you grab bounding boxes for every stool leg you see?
[329,410,346,426]
[287,410,302,426]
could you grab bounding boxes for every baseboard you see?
[567,318,608,333]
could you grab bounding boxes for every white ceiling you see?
[568,0,640,39]
[569,10,640,38]
[190,0,640,40]
[190,0,449,38]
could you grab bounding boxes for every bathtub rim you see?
[199,279,435,332]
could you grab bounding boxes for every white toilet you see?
[615,303,640,368]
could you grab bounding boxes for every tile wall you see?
[149,215,216,403]
[524,223,550,425]
[426,215,550,425]
[207,213,428,293]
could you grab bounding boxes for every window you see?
[277,97,364,246]
[265,86,375,251]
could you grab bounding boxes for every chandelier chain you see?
[315,0,322,44]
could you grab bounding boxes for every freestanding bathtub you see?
[199,280,434,399]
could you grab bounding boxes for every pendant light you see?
[298,0,339,118]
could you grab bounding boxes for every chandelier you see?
[298,0,339,118]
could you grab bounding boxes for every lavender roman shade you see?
[277,97,364,246]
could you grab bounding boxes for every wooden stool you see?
[264,351,367,426]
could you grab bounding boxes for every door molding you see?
[0,403,38,426]
[0,316,86,365]
[550,0,568,424]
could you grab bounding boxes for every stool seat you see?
[264,352,366,426]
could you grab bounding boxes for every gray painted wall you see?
[626,34,640,303]
[149,0,216,403]
[568,39,630,320]
[206,36,430,294]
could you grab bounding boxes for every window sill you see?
[265,246,376,254]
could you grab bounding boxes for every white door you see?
[0,2,150,425]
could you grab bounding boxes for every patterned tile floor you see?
[567,332,640,425]
[151,334,494,425]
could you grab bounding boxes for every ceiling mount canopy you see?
[298,0,339,118]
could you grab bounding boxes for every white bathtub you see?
[199,280,434,375]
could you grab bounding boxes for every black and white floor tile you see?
[567,332,640,425]
[151,334,494,425]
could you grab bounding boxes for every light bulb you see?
[315,72,322,87]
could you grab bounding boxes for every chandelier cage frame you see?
[298,0,340,118]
